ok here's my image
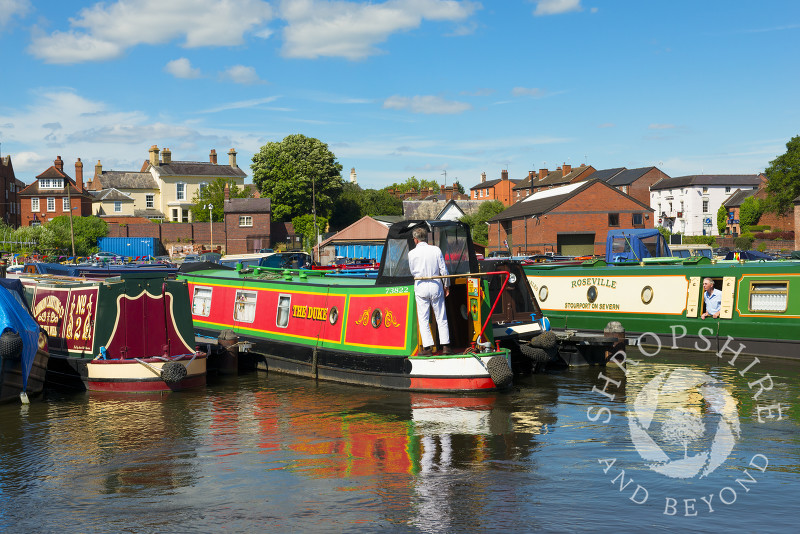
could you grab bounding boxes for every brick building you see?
[0,155,22,227]
[469,170,518,206]
[588,166,669,206]
[223,194,271,254]
[487,179,654,256]
[513,164,595,199]
[19,156,94,226]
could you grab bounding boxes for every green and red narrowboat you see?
[179,221,552,392]
[20,272,206,392]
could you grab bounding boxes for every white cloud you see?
[512,87,545,98]
[219,65,264,85]
[533,0,582,16]
[279,0,480,60]
[28,0,273,64]
[648,123,676,130]
[383,95,471,114]
[199,96,281,114]
[165,58,202,79]
[0,0,31,28]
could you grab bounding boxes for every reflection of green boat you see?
[525,258,800,359]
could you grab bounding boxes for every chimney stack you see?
[228,148,237,168]
[501,170,509,181]
[539,168,548,180]
[149,145,160,167]
[210,149,217,164]
[75,158,83,192]
[224,182,230,201]
[563,163,571,176]
[481,172,486,183]
[161,148,171,165]
[54,156,64,172]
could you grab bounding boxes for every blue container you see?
[97,237,160,259]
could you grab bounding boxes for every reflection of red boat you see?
[21,272,206,393]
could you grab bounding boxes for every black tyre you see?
[160,361,188,383]
[528,331,558,350]
[520,343,551,363]
[0,331,24,360]
[487,356,513,389]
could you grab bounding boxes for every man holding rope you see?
[408,227,452,356]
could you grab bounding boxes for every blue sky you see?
[1,0,798,190]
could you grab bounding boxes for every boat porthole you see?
[587,285,598,303]
[329,306,339,325]
[641,286,654,305]
[508,273,517,284]
[460,304,469,320]
[539,286,549,302]
[371,309,382,328]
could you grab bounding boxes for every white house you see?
[650,175,764,236]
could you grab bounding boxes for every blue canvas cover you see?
[0,283,39,390]
[605,229,671,262]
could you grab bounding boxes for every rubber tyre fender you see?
[0,331,24,361]
[528,331,558,350]
[487,356,513,389]
[520,344,551,363]
[160,361,188,384]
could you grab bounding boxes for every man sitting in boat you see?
[701,277,722,320]
[408,227,452,356]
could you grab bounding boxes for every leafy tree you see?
[361,189,402,217]
[455,181,465,195]
[329,184,403,230]
[764,135,800,215]
[190,178,252,222]
[39,215,108,256]
[251,134,344,221]
[460,200,505,245]
[716,204,729,234]
[292,214,328,251]
[739,196,764,231]
[388,176,439,194]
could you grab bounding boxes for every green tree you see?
[329,184,403,230]
[716,204,729,234]
[41,215,109,256]
[292,214,328,251]
[251,134,344,221]
[454,181,465,195]
[190,178,252,222]
[361,189,402,217]
[460,200,505,245]
[764,135,800,215]
[388,176,439,194]
[739,196,764,231]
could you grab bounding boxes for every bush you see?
[683,235,717,246]
[748,225,771,232]
[757,242,767,252]
[734,234,755,250]
[753,230,794,241]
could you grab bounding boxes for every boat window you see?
[234,290,258,323]
[192,286,213,317]
[749,282,788,313]
[276,294,291,327]
[382,239,412,278]
[436,225,472,275]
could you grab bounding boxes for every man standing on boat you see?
[408,227,452,355]
[701,277,722,319]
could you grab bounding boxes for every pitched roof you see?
[93,188,134,202]
[222,197,270,213]
[489,179,653,222]
[19,178,93,198]
[722,188,758,207]
[580,167,625,182]
[470,177,518,191]
[149,161,247,178]
[651,174,763,190]
[319,216,390,246]
[606,167,655,186]
[134,209,166,218]
[94,171,157,190]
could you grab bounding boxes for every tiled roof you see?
[471,178,518,190]
[582,167,625,182]
[651,174,763,191]
[606,167,654,186]
[150,161,247,178]
[95,171,157,190]
[134,209,166,218]
[722,188,757,207]
[94,188,133,202]
[223,197,270,213]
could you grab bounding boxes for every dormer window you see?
[40,178,64,189]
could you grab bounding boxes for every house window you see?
[632,213,643,225]
[192,287,213,317]
[725,187,731,193]
[702,187,708,193]
[608,213,620,226]
[172,208,179,222]
[47,197,56,212]
[39,178,63,189]
[63,197,70,211]
[199,182,208,194]
[182,210,189,223]
[239,216,253,227]
[703,200,709,213]
[114,201,122,213]
[146,194,154,208]
[176,182,186,201]
[234,290,257,323]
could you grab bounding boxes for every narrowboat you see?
[19,272,206,392]
[0,279,49,404]
[524,230,800,359]
[15,261,179,279]
[179,220,555,392]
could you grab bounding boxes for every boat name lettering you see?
[33,295,64,319]
[571,277,617,289]
[291,305,328,321]
[565,302,621,310]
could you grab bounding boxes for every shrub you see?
[753,230,794,241]
[757,242,767,252]
[683,235,717,246]
[734,234,755,250]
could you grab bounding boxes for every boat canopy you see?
[606,229,671,263]
[376,220,478,285]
